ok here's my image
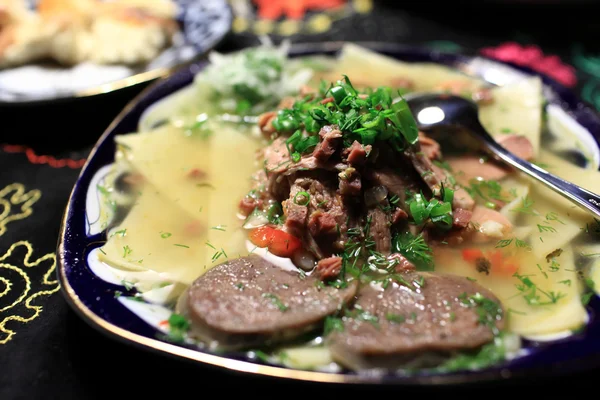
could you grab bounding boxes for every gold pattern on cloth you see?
[0,241,59,344]
[0,182,57,344]
[0,183,42,237]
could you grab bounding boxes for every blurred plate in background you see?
[0,0,232,105]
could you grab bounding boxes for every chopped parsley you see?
[167,313,190,343]
[459,292,503,332]
[121,280,135,290]
[324,316,344,335]
[251,350,271,363]
[434,333,507,372]
[385,313,406,324]
[262,293,289,312]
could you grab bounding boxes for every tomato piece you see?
[267,229,301,257]
[462,248,484,262]
[248,226,301,257]
[249,226,272,248]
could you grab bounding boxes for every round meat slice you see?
[185,255,358,350]
[327,272,505,371]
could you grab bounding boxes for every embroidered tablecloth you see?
[1,1,599,398]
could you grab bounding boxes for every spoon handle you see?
[477,124,600,221]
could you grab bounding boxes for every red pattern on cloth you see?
[480,42,577,87]
[253,0,346,20]
[1,144,86,169]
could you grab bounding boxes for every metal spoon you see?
[404,93,600,220]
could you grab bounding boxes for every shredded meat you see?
[258,111,277,138]
[344,140,371,166]
[364,168,412,207]
[391,208,409,225]
[315,256,343,280]
[418,131,441,160]
[308,211,337,237]
[339,172,362,196]
[368,207,392,255]
[283,183,309,238]
[282,176,352,259]
[238,196,262,216]
[452,208,472,229]
[313,125,342,161]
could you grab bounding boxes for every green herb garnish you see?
[262,293,289,312]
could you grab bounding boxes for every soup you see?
[93,42,600,373]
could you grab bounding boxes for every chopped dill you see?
[111,229,127,238]
[122,245,132,258]
[537,224,557,233]
[510,196,538,215]
[174,244,189,248]
[495,238,513,248]
[211,225,227,231]
[392,231,434,271]
[262,293,289,312]
[545,212,566,225]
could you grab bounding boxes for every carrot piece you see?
[462,248,484,262]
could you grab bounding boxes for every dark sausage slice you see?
[327,272,505,370]
[186,255,358,350]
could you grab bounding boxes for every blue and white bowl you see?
[57,41,600,385]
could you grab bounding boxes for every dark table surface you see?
[2,1,600,398]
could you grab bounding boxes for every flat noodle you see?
[518,149,600,258]
[100,123,262,284]
[99,183,211,284]
[320,43,482,90]
[479,77,543,156]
